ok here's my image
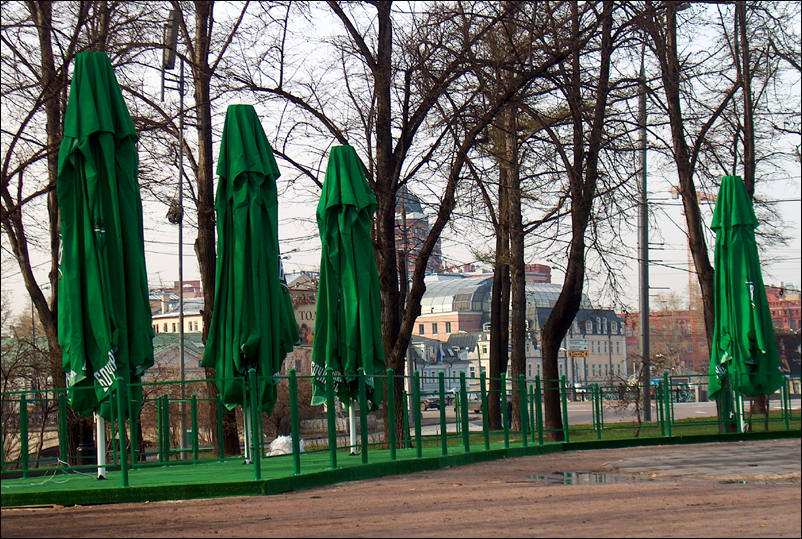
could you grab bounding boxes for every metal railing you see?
[2,369,799,488]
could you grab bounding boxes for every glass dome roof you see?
[420,274,591,316]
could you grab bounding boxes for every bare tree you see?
[167,0,250,456]
[1,0,169,458]
[226,1,597,441]
[531,0,616,441]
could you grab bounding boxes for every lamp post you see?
[637,39,651,422]
[560,346,574,401]
[162,8,187,456]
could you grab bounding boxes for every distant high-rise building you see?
[765,284,801,332]
[395,189,442,275]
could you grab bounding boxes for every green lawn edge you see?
[2,429,798,508]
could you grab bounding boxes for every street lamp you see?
[161,8,188,456]
[559,346,575,401]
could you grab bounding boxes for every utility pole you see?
[400,185,414,435]
[638,44,651,421]
[162,9,187,454]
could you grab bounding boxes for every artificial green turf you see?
[3,427,799,508]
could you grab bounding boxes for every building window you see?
[585,320,592,333]
[172,323,177,332]
[470,366,476,377]
[432,323,438,335]
[616,341,620,355]
[445,322,451,333]
[163,323,168,332]
[537,364,541,376]
[153,324,158,334]
[604,341,608,354]
[602,318,607,333]
[482,346,488,355]
[419,324,425,335]
[592,364,596,376]
[611,321,617,333]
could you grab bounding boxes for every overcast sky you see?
[2,2,800,321]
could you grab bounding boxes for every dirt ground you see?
[2,442,800,538]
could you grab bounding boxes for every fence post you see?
[402,390,410,449]
[459,372,470,453]
[191,394,199,463]
[110,390,118,466]
[517,374,528,447]
[454,390,460,436]
[438,372,447,456]
[358,368,369,465]
[216,395,224,461]
[325,368,338,469]
[115,378,129,488]
[560,375,569,443]
[20,393,28,478]
[127,382,138,467]
[526,384,535,443]
[663,372,673,437]
[248,369,261,480]
[783,378,791,431]
[386,369,396,460]
[156,395,164,463]
[58,393,68,471]
[413,371,422,458]
[501,373,509,449]
[599,385,605,428]
[594,384,602,440]
[657,381,666,437]
[480,371,489,450]
[163,395,171,462]
[535,375,543,445]
[288,369,300,476]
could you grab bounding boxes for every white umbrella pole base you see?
[95,413,107,480]
[348,400,359,455]
[243,404,252,464]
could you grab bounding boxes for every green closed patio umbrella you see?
[709,175,784,423]
[201,104,298,428]
[57,51,154,475]
[310,145,386,434]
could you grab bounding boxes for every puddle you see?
[530,472,752,486]
[529,471,657,485]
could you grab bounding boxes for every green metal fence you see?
[2,370,799,488]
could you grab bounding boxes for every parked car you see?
[421,397,440,410]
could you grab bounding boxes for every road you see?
[3,439,799,537]
[416,399,800,435]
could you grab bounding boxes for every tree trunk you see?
[736,1,755,197]
[650,4,719,354]
[489,156,510,430]
[506,106,525,432]
[184,1,239,456]
[540,0,613,441]
[365,2,407,446]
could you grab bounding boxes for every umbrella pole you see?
[243,404,252,463]
[95,413,106,480]
[349,400,358,455]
